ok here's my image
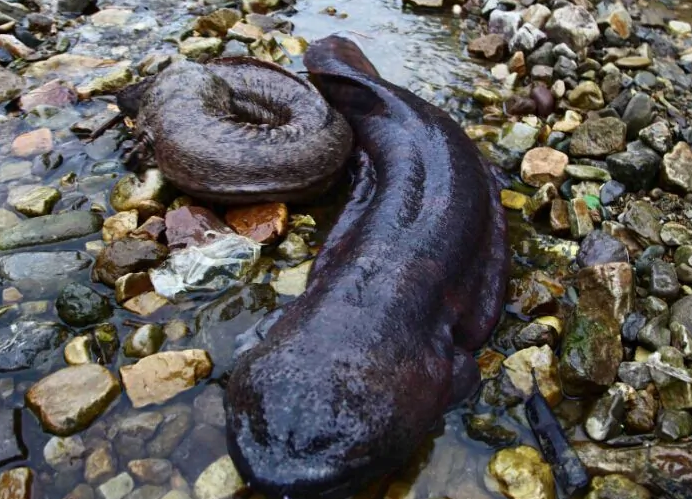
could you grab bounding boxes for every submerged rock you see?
[93,238,169,288]
[26,363,121,436]
[119,350,212,408]
[0,321,70,373]
[0,211,103,251]
[56,282,112,327]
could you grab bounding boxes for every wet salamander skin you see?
[224,35,509,499]
[125,57,353,204]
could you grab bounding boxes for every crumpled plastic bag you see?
[150,230,261,300]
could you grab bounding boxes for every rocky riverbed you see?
[1,0,692,498]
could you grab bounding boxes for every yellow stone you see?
[501,190,530,210]
[122,291,169,316]
[534,316,563,336]
[485,446,555,499]
[503,345,562,407]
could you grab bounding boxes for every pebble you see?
[529,86,554,118]
[96,472,134,499]
[92,239,169,288]
[500,190,529,210]
[110,170,176,220]
[584,383,633,441]
[509,23,546,53]
[650,260,680,300]
[193,385,225,428]
[193,456,247,499]
[568,81,605,110]
[8,186,61,217]
[570,117,626,157]
[549,199,571,234]
[56,282,112,327]
[43,435,86,472]
[622,201,663,246]
[576,230,628,267]
[662,142,692,193]
[522,4,551,29]
[568,198,594,239]
[127,459,173,485]
[123,324,165,358]
[193,8,242,37]
[0,320,69,372]
[0,408,24,465]
[119,350,212,408]
[585,474,651,499]
[146,405,193,459]
[103,210,139,243]
[600,180,626,206]
[503,345,561,407]
[224,202,289,244]
[179,37,223,58]
[622,92,654,140]
[485,445,555,499]
[26,363,120,436]
[618,361,652,389]
[64,336,93,365]
[660,222,692,246]
[11,128,53,157]
[544,5,600,51]
[0,468,33,499]
[565,164,611,182]
[668,20,692,36]
[520,147,568,188]
[0,211,103,251]
[656,409,692,441]
[468,33,506,61]
[606,141,661,192]
[115,272,154,304]
[122,292,169,317]
[488,9,522,41]
[84,443,117,485]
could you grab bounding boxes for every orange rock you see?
[224,202,288,244]
[11,128,53,157]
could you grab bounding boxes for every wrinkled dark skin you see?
[224,35,509,499]
[117,57,353,204]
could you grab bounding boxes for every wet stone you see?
[84,443,118,485]
[584,383,633,441]
[549,199,571,235]
[585,474,651,499]
[530,86,554,118]
[488,9,522,41]
[8,185,61,217]
[600,180,626,206]
[0,67,23,102]
[63,484,95,499]
[624,388,658,434]
[193,385,225,428]
[127,459,172,485]
[96,472,134,499]
[43,435,86,472]
[618,361,652,389]
[468,33,506,61]
[103,211,138,244]
[56,282,112,328]
[638,313,671,350]
[165,207,233,251]
[123,324,164,359]
[0,251,91,283]
[622,201,663,246]
[26,363,121,436]
[110,170,176,220]
[0,468,32,499]
[485,445,555,499]
[520,148,568,188]
[179,37,223,58]
[171,424,227,482]
[193,455,246,499]
[0,321,69,373]
[224,202,288,244]
[115,273,154,304]
[124,485,167,499]
[656,409,692,441]
[509,23,545,53]
[0,408,24,465]
[650,261,680,300]
[570,117,626,157]
[576,230,628,267]
[650,347,692,410]
[568,198,594,239]
[662,142,692,194]
[567,163,612,182]
[505,95,536,117]
[0,211,103,251]
[622,92,654,140]
[568,81,604,110]
[146,405,193,459]
[122,292,169,317]
[120,350,212,408]
[503,345,561,407]
[93,239,169,288]
[606,141,661,192]
[11,128,53,158]
[514,322,558,350]
[64,336,93,365]
[193,8,242,37]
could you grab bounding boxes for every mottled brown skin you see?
[224,36,509,499]
[118,57,353,204]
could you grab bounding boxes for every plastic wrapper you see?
[150,230,261,300]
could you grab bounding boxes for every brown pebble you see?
[468,34,506,61]
[530,85,555,118]
[505,95,536,116]
[224,202,289,244]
